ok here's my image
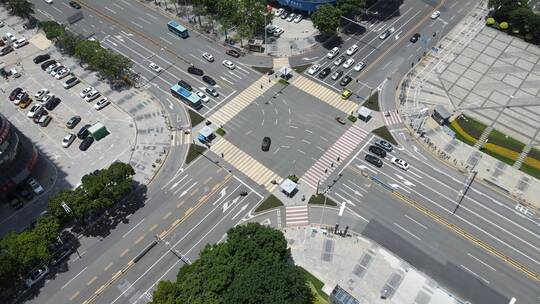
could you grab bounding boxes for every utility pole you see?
[453,171,477,214]
[155,235,191,265]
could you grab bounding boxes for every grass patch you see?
[448,122,476,147]
[251,66,273,74]
[216,128,226,136]
[362,91,379,111]
[308,194,337,207]
[486,129,525,153]
[298,267,329,304]
[287,175,299,183]
[519,162,540,180]
[254,195,283,213]
[452,115,487,140]
[292,64,311,74]
[185,144,207,165]
[347,115,357,122]
[188,109,205,127]
[528,148,540,162]
[371,126,397,146]
[278,78,289,86]
[480,147,516,166]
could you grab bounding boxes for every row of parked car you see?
[363,140,410,171]
[0,32,28,56]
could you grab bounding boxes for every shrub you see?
[287,175,299,183]
[486,17,496,26]
[499,22,509,30]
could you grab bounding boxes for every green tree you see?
[7,0,33,18]
[487,0,528,19]
[311,4,342,36]
[33,215,60,244]
[508,7,532,33]
[527,13,540,42]
[39,20,65,40]
[151,281,179,304]
[74,40,101,63]
[56,31,81,55]
[337,0,366,19]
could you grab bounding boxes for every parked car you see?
[318,67,331,79]
[391,157,409,170]
[33,110,48,123]
[40,93,54,105]
[205,87,219,97]
[354,61,366,72]
[27,177,44,195]
[379,27,395,40]
[340,75,352,86]
[69,1,81,9]
[62,133,76,148]
[375,139,393,152]
[66,115,81,129]
[365,154,383,167]
[9,196,23,210]
[261,136,271,151]
[202,75,216,86]
[50,65,64,77]
[410,33,420,43]
[149,62,162,73]
[54,68,70,79]
[226,49,240,58]
[342,58,355,69]
[293,15,303,23]
[195,91,210,103]
[45,63,58,73]
[33,54,50,64]
[286,13,296,22]
[13,38,28,48]
[19,98,32,109]
[222,60,236,70]
[40,59,56,70]
[431,10,440,19]
[187,66,203,76]
[80,86,94,98]
[265,24,277,34]
[77,124,91,139]
[44,96,60,110]
[14,91,28,105]
[63,76,80,89]
[9,87,22,101]
[273,27,284,37]
[275,8,285,17]
[346,44,359,56]
[17,186,33,201]
[327,47,339,59]
[51,246,73,266]
[331,70,343,80]
[94,97,110,110]
[368,145,387,158]
[280,11,289,19]
[79,136,94,151]
[177,80,192,91]
[307,64,320,75]
[34,88,49,100]
[0,45,13,56]
[25,266,49,288]
[84,90,100,102]
[38,115,52,127]
[202,52,214,62]
[27,105,44,118]
[333,55,346,66]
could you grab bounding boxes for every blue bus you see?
[171,84,202,110]
[167,20,189,38]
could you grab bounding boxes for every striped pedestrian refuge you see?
[300,124,369,190]
[285,205,309,227]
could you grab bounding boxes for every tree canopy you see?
[311,4,342,36]
[150,223,312,304]
[6,0,33,19]
[337,0,366,19]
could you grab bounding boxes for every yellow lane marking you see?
[70,291,80,301]
[87,276,97,286]
[203,176,212,185]
[135,235,145,244]
[176,201,184,208]
[120,249,129,257]
[103,262,113,272]
[149,223,158,232]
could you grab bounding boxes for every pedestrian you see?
[260,84,263,89]
[221,153,224,158]
[268,79,271,84]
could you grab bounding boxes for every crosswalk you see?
[273,57,290,69]
[300,124,369,190]
[285,205,309,227]
[290,75,358,114]
[382,111,402,126]
[208,76,276,127]
[210,138,282,192]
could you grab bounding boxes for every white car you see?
[149,62,162,73]
[431,10,440,19]
[35,88,49,99]
[40,93,54,105]
[293,15,303,23]
[391,157,410,171]
[25,266,49,288]
[354,61,366,72]
[45,63,58,73]
[27,177,45,194]
[80,86,94,98]
[94,97,110,110]
[27,105,44,118]
[286,13,296,22]
[273,27,284,37]
[44,0,53,3]
[50,66,64,77]
[333,55,345,66]
[379,27,395,40]
[84,89,100,102]
[195,91,210,103]
[275,8,285,17]
[222,60,235,70]
[307,64,321,75]
[342,58,355,69]
[62,133,76,148]
[14,38,28,48]
[0,21,4,28]
[55,68,70,79]
[346,44,358,56]
[5,32,16,42]
[202,52,214,62]
[327,47,339,59]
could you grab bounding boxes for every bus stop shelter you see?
[198,126,214,143]
[279,178,298,197]
[357,106,372,122]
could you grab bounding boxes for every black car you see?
[77,124,91,139]
[40,59,56,71]
[63,77,80,89]
[365,154,383,167]
[33,110,48,124]
[69,1,81,9]
[205,87,219,97]
[9,87,22,101]
[9,196,23,210]
[340,75,352,86]
[39,115,52,127]
[368,145,386,158]
[0,45,13,56]
[410,33,420,43]
[318,67,331,79]
[79,136,94,151]
[66,115,81,129]
[226,49,241,58]
[261,137,271,152]
[33,54,51,64]
[17,186,33,201]
[44,97,61,110]
[51,246,73,266]
[202,75,216,86]
[178,80,192,91]
[187,66,203,76]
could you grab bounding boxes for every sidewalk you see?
[397,1,540,212]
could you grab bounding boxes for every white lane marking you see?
[460,265,490,284]
[103,6,117,14]
[404,214,427,229]
[131,21,144,29]
[122,218,145,238]
[394,223,421,241]
[467,252,497,272]
[138,17,152,25]
[61,267,88,289]
[158,36,173,45]
[145,13,158,20]
[112,3,124,10]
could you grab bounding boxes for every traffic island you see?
[362,91,380,111]
[185,144,207,165]
[308,194,337,207]
[254,194,284,213]
[188,109,205,127]
[371,126,397,146]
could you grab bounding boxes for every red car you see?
[9,87,22,101]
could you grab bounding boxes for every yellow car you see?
[19,98,32,109]
[341,89,352,100]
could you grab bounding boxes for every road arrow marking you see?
[357,164,377,174]
[395,30,402,40]
[395,174,416,187]
[232,204,248,220]
[223,197,239,213]
[260,218,272,226]
[179,182,198,198]
[413,145,428,160]
[389,183,411,193]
